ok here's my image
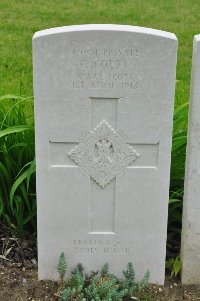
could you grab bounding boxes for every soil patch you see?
[0,222,200,300]
[0,264,200,301]
[0,263,58,301]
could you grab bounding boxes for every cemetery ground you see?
[0,222,200,300]
[1,263,200,301]
[1,0,200,300]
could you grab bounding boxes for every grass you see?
[0,95,36,238]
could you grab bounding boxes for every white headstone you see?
[181,35,200,284]
[33,25,177,284]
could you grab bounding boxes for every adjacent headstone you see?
[33,25,177,284]
[181,35,200,284]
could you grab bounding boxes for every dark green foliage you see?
[65,265,84,292]
[85,275,120,301]
[0,95,36,238]
[57,253,149,301]
[121,262,137,295]
[100,263,109,277]
[137,271,150,291]
[58,252,67,285]
[59,288,86,301]
[120,263,149,296]
[171,101,188,188]
[168,101,189,261]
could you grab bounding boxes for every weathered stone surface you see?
[33,24,177,284]
[181,35,200,284]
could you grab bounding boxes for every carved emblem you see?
[68,120,139,188]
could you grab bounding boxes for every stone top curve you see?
[193,35,200,52]
[194,34,200,42]
[33,24,177,41]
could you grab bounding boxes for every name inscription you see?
[73,239,133,254]
[72,47,140,90]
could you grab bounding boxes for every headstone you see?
[33,24,177,284]
[181,35,200,284]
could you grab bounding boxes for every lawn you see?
[0,0,200,105]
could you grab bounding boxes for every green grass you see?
[0,0,200,104]
[0,95,36,238]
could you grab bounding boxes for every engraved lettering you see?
[71,47,140,90]
[73,239,134,254]
[73,48,140,57]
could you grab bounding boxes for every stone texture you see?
[33,24,177,284]
[181,35,200,284]
[68,120,139,188]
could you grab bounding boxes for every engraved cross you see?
[49,97,159,234]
